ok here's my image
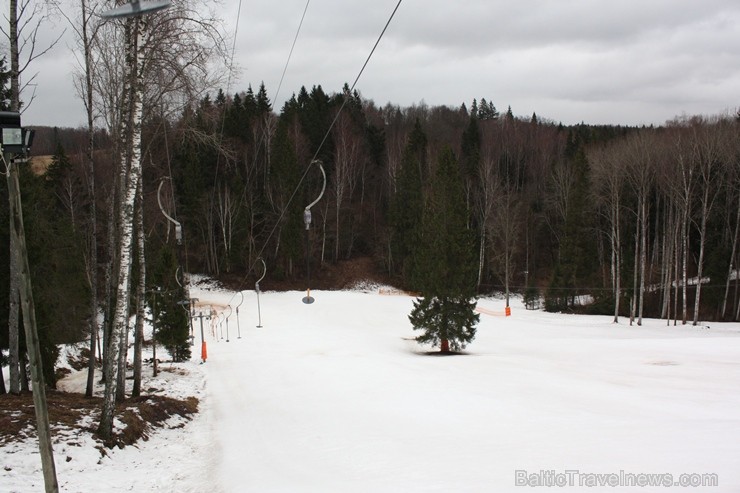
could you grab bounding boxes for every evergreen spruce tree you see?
[270,115,302,278]
[11,152,90,385]
[388,120,426,286]
[545,139,595,311]
[150,245,191,362]
[409,147,479,353]
[505,105,514,120]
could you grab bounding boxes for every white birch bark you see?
[132,187,146,397]
[722,194,740,318]
[99,17,145,440]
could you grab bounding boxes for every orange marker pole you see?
[197,312,207,363]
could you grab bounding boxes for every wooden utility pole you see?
[4,150,59,493]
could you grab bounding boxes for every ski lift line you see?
[208,0,244,195]
[224,304,232,341]
[207,0,311,217]
[235,290,244,338]
[347,0,403,97]
[302,162,326,303]
[213,0,404,309]
[157,178,182,244]
[213,0,311,198]
[304,160,326,213]
[256,257,266,327]
[273,0,311,109]
[161,109,178,222]
[256,257,267,287]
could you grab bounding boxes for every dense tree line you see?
[7,87,739,342]
[2,71,739,398]
[161,86,739,326]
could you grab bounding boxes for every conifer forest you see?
[1,74,739,390]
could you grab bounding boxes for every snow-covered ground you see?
[3,284,740,492]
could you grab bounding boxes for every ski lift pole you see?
[195,311,207,363]
[235,291,244,338]
[302,160,326,304]
[224,305,232,342]
[256,257,266,327]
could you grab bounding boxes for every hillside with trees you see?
[89,84,740,325]
[13,87,740,330]
[1,17,739,440]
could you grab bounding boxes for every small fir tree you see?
[409,147,479,353]
[151,246,191,362]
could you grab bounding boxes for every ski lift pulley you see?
[157,179,182,245]
[302,160,326,304]
[100,0,170,19]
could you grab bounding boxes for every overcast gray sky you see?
[14,0,740,127]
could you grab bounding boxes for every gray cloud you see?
[18,0,740,127]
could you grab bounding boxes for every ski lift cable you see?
[234,0,310,205]
[273,0,311,109]
[161,107,178,221]
[208,0,245,194]
[211,0,311,196]
[219,0,404,307]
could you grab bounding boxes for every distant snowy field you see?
[3,284,740,492]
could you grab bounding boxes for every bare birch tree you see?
[476,137,499,288]
[664,122,696,324]
[332,110,362,261]
[721,121,740,319]
[589,144,626,322]
[624,130,657,325]
[689,116,727,325]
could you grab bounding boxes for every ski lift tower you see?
[101,0,170,19]
[2,112,57,492]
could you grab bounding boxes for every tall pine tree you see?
[409,147,479,353]
[389,120,427,286]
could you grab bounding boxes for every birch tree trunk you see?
[611,195,621,323]
[99,17,144,440]
[132,187,146,397]
[638,194,648,325]
[7,0,21,396]
[630,222,638,326]
[721,193,740,319]
[691,119,724,325]
[681,202,689,324]
[75,0,100,399]
[692,184,711,325]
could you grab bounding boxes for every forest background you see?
[2,75,740,388]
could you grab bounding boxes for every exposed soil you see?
[0,381,198,451]
[219,255,395,292]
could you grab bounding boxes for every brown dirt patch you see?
[0,389,198,451]
[220,255,394,292]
